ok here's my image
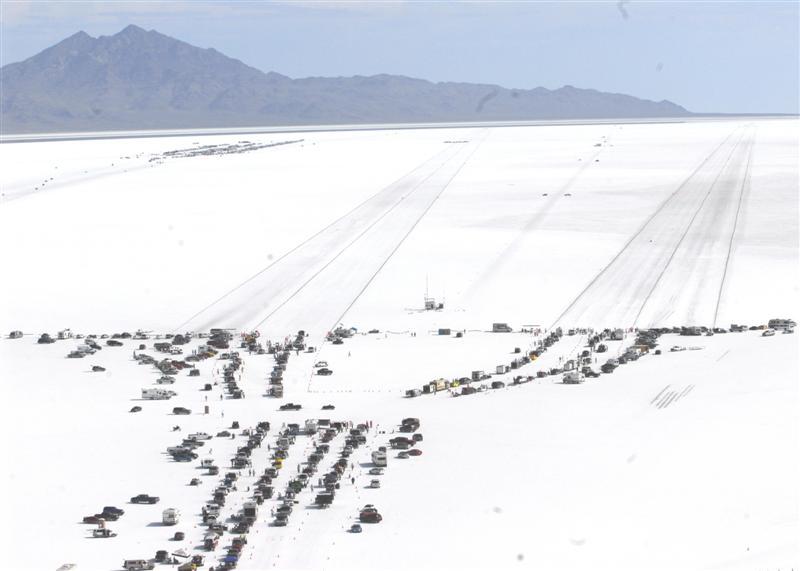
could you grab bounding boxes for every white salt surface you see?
[0,118,796,570]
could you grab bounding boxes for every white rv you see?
[563,371,586,384]
[162,508,180,526]
[142,388,175,400]
[371,450,387,467]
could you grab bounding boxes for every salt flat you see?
[0,118,797,571]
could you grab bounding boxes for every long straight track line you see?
[550,127,742,329]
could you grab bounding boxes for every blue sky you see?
[1,1,798,113]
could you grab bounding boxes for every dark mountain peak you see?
[117,24,148,37]
[52,30,95,50]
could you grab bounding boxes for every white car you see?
[314,361,328,368]
[189,432,212,441]
[370,479,381,489]
[762,329,776,337]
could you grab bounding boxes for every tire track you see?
[251,134,485,332]
[712,129,755,328]
[550,126,745,329]
[630,129,749,327]
[174,143,459,332]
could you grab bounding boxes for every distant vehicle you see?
[8,330,23,339]
[162,508,180,525]
[91,365,106,372]
[314,361,328,368]
[408,449,422,457]
[316,368,333,376]
[350,523,362,533]
[371,450,387,467]
[172,407,191,415]
[279,403,302,411]
[189,369,200,377]
[397,451,410,459]
[369,467,384,476]
[359,510,383,523]
[369,479,381,489]
[106,339,123,347]
[562,371,585,384]
[130,406,142,413]
[768,318,796,330]
[783,328,795,334]
[92,528,117,538]
[321,404,335,410]
[130,494,159,504]
[103,506,125,516]
[762,329,776,337]
[122,560,155,571]
[600,363,616,374]
[83,515,103,524]
[188,432,212,440]
[142,388,174,400]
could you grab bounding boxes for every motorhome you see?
[142,388,175,400]
[162,508,180,525]
[371,450,387,467]
[768,318,796,330]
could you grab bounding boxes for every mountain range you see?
[0,24,691,134]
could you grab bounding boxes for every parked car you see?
[279,403,302,411]
[173,407,191,415]
[408,449,422,456]
[131,494,160,504]
[316,368,333,376]
[350,523,362,533]
[321,404,336,410]
[107,339,123,347]
[397,451,409,459]
[368,468,384,476]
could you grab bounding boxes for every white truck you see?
[142,388,175,400]
[371,450,387,467]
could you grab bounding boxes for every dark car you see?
[131,494,159,504]
[91,365,106,372]
[279,403,302,411]
[316,368,333,376]
[102,506,125,516]
[106,339,123,347]
[82,515,102,524]
[359,511,383,523]
[321,404,335,410]
[408,449,423,456]
[173,407,191,415]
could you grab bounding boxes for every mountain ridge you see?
[0,25,691,134]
